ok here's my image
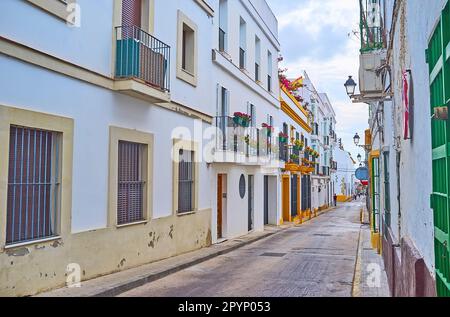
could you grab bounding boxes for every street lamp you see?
[353,133,361,146]
[344,76,357,97]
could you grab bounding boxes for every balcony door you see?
[122,0,142,28]
[118,0,164,88]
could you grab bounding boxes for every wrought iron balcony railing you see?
[115,26,170,92]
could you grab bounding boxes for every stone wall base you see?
[382,229,436,297]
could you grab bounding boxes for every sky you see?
[266,0,368,162]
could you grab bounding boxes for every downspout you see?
[396,150,401,243]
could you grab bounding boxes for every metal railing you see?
[214,116,256,156]
[214,117,281,163]
[360,26,384,52]
[115,26,170,92]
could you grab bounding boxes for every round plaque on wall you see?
[239,174,246,199]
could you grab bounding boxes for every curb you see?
[351,226,363,297]
[90,230,281,297]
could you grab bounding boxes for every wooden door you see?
[282,175,290,222]
[217,174,223,239]
[427,2,450,296]
[264,176,269,225]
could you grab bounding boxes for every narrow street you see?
[119,202,379,297]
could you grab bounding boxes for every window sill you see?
[176,210,197,217]
[177,68,197,87]
[3,236,62,250]
[116,220,148,229]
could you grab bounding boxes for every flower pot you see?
[233,116,242,126]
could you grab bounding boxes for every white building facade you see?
[0,0,219,296]
[357,0,449,297]
[210,0,282,242]
[297,72,337,212]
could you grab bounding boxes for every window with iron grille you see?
[117,141,146,225]
[178,149,195,213]
[6,126,61,245]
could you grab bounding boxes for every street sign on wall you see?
[355,167,369,181]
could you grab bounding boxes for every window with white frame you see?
[267,51,273,92]
[255,36,261,82]
[177,11,198,86]
[6,126,61,245]
[218,0,228,52]
[239,17,247,69]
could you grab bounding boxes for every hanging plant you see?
[278,132,288,143]
[290,154,299,162]
[293,139,304,151]
[262,123,273,137]
[233,112,251,127]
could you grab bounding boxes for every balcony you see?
[213,117,278,166]
[285,146,315,174]
[114,26,170,103]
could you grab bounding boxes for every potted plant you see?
[241,113,251,127]
[233,112,243,126]
[290,154,299,162]
[233,112,251,127]
[293,139,304,151]
[262,123,273,137]
[278,132,288,143]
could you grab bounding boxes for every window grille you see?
[178,150,194,213]
[6,126,61,245]
[117,141,146,225]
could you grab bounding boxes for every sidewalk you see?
[37,225,291,297]
[352,223,390,297]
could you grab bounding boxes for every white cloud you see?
[276,1,368,159]
[277,0,359,39]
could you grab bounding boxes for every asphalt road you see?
[119,202,363,297]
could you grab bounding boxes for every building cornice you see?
[280,99,312,133]
[194,0,214,17]
[280,85,309,118]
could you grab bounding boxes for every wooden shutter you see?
[122,0,142,27]
[428,1,450,297]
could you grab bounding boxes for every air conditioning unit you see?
[359,51,386,95]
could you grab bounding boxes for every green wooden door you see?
[427,1,450,297]
[371,157,380,233]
